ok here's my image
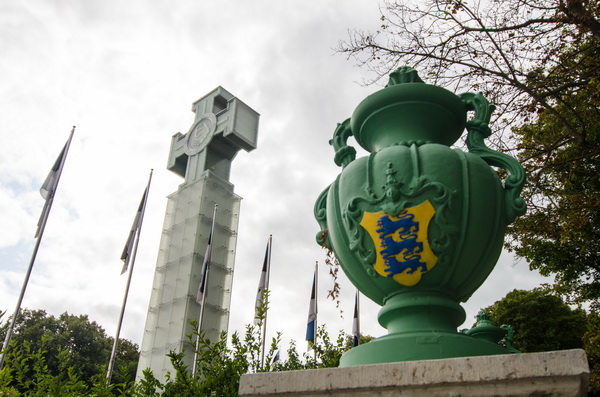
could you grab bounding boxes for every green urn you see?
[314,67,526,366]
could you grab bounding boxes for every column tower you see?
[137,87,259,379]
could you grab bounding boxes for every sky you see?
[0,0,551,361]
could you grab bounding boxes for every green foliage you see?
[132,293,373,396]
[584,310,600,395]
[0,318,370,396]
[253,288,270,326]
[0,300,372,395]
[1,341,86,395]
[0,338,127,396]
[122,288,366,395]
[339,0,600,140]
[484,289,587,352]
[132,368,163,397]
[485,288,598,394]
[272,326,347,371]
[135,321,366,395]
[0,308,139,390]
[508,43,600,306]
[129,331,242,396]
[306,326,354,369]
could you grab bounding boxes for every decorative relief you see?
[344,156,457,286]
[186,113,217,155]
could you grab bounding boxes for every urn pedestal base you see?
[340,331,510,367]
[239,350,590,396]
[340,291,509,366]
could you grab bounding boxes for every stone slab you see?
[239,349,589,396]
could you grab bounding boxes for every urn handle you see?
[330,118,356,168]
[314,185,331,248]
[459,92,527,223]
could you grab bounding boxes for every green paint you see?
[315,67,526,366]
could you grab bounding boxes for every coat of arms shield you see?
[360,200,438,286]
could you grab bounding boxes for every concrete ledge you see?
[239,349,589,396]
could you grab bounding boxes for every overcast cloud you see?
[0,1,550,358]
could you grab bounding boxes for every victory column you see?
[136,87,259,379]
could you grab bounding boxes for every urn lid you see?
[350,67,467,152]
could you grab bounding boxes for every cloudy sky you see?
[0,0,551,360]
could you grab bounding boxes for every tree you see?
[1,306,371,396]
[484,288,587,352]
[0,309,139,388]
[339,0,598,138]
[584,310,600,395]
[0,340,117,396]
[338,0,600,307]
[510,73,600,305]
[484,288,598,394]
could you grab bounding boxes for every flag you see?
[39,144,66,200]
[271,349,280,364]
[196,207,217,304]
[254,237,271,324]
[352,290,360,347]
[196,229,212,304]
[35,128,74,238]
[306,263,318,346]
[120,184,149,274]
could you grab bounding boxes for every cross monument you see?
[136,87,259,380]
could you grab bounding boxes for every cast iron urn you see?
[314,67,526,366]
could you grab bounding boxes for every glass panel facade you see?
[137,173,242,380]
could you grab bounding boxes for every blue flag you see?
[306,263,318,346]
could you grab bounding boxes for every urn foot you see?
[339,292,511,367]
[340,331,510,366]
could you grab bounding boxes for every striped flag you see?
[254,237,272,324]
[271,349,280,364]
[39,145,66,200]
[352,290,360,347]
[196,228,213,304]
[35,128,74,238]
[120,184,150,274]
[306,263,318,346]
[196,205,217,304]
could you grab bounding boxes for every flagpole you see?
[192,203,218,377]
[0,126,75,370]
[260,235,272,368]
[106,169,153,382]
